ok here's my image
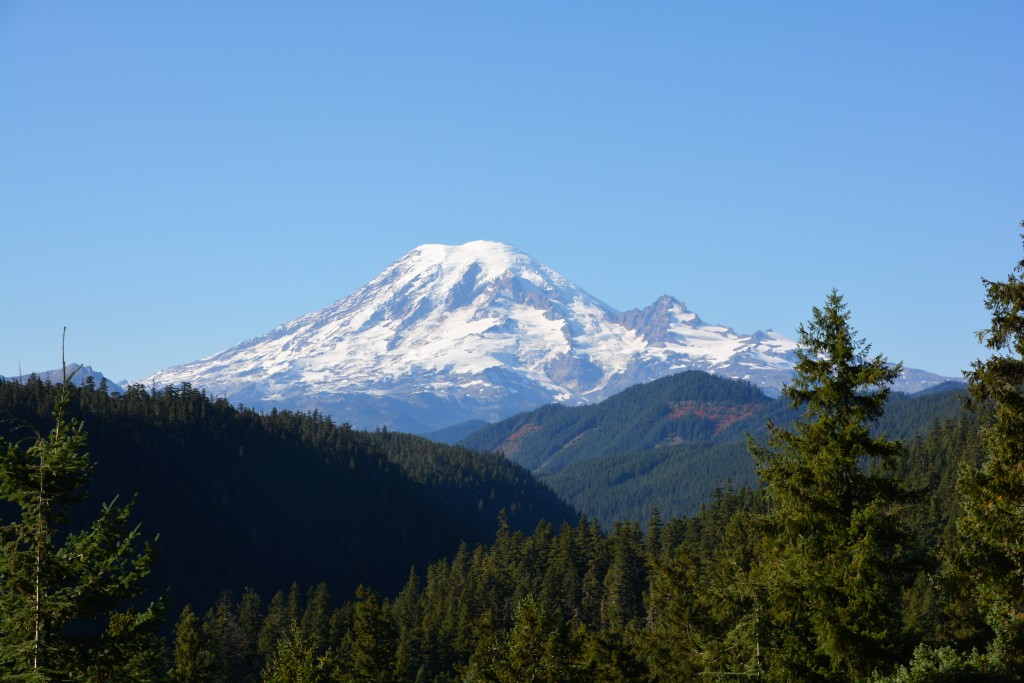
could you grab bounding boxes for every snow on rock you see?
[140,241,955,431]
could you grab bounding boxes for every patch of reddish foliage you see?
[667,401,764,434]
[495,422,543,456]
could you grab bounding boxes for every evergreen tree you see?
[463,595,587,683]
[341,586,397,683]
[643,545,705,679]
[600,522,645,630]
[170,605,213,682]
[258,590,290,666]
[300,583,333,657]
[261,624,338,683]
[958,226,1024,677]
[0,367,164,680]
[237,588,266,683]
[391,568,425,683]
[749,291,914,680]
[201,593,244,682]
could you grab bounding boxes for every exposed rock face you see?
[140,241,954,431]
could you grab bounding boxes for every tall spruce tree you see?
[958,226,1024,677]
[0,364,163,680]
[749,291,914,681]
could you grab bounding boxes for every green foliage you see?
[0,378,576,615]
[544,438,758,526]
[4,281,999,680]
[464,370,965,527]
[643,544,706,679]
[0,372,165,681]
[871,644,994,682]
[749,291,916,680]
[169,605,212,682]
[957,227,1024,678]
[341,586,398,682]
[462,596,589,682]
[460,370,773,474]
[600,523,646,630]
[160,418,984,683]
[365,430,569,539]
[262,624,339,683]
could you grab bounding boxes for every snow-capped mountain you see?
[141,241,955,432]
[1,364,124,393]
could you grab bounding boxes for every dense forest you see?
[2,233,1023,680]
[0,378,575,615]
[461,370,965,526]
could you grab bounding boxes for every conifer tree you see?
[600,522,646,630]
[170,605,213,682]
[0,363,164,680]
[463,595,587,682]
[258,590,290,665]
[261,624,338,683]
[749,291,914,680]
[643,545,705,679]
[201,594,244,682]
[341,586,397,683]
[958,227,1024,677]
[237,589,266,683]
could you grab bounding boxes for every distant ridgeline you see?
[137,240,960,433]
[155,391,986,682]
[0,363,124,393]
[459,371,969,526]
[0,377,576,612]
[0,367,986,680]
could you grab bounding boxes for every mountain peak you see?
[140,242,954,431]
[400,241,532,281]
[361,241,604,320]
[2,364,124,393]
[412,240,520,260]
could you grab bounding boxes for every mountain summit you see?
[141,241,944,431]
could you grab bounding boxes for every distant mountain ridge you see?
[460,371,773,475]
[140,241,957,431]
[0,364,123,393]
[457,370,968,525]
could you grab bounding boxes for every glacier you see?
[140,241,956,432]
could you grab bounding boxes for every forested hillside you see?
[160,404,989,681]
[0,378,576,613]
[460,371,773,472]
[3,242,1021,680]
[158,287,1011,681]
[460,370,966,525]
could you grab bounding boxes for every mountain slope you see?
[0,377,576,610]
[468,373,968,525]
[142,241,955,431]
[0,363,124,393]
[459,371,773,474]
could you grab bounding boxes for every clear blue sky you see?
[2,2,1021,383]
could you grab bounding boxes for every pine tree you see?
[958,226,1024,677]
[463,595,587,683]
[0,364,164,680]
[237,588,265,683]
[261,624,338,683]
[258,590,289,666]
[749,291,914,680]
[201,593,244,682]
[600,522,645,630]
[341,586,397,683]
[170,605,214,682]
[299,583,333,657]
[643,544,705,679]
